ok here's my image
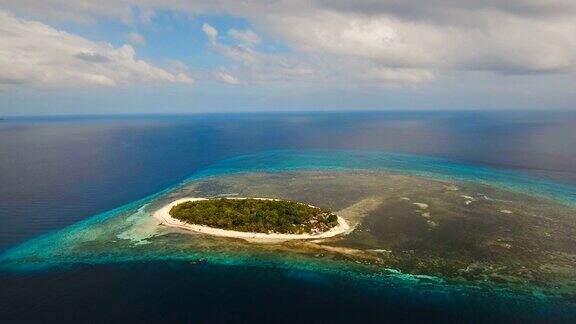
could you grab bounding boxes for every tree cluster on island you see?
[169,198,339,234]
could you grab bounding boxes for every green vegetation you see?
[169,198,338,234]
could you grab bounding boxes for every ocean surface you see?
[1,111,576,323]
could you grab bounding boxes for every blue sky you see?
[0,1,575,115]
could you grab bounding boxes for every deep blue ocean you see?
[1,111,576,323]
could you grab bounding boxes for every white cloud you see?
[258,7,576,78]
[365,67,435,84]
[228,28,261,45]
[202,23,218,45]
[215,70,240,84]
[1,1,576,86]
[202,25,319,84]
[204,24,260,66]
[0,10,193,89]
[125,32,145,45]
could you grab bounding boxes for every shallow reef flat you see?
[164,170,576,297]
[3,168,574,304]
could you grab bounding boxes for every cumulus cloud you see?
[125,32,145,45]
[317,0,576,23]
[205,23,259,66]
[255,4,576,78]
[228,28,261,45]
[1,0,576,86]
[75,52,111,63]
[0,10,193,89]
[202,23,218,45]
[201,24,320,84]
[215,70,240,84]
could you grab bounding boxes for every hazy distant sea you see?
[1,111,576,323]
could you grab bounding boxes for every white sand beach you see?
[152,197,350,243]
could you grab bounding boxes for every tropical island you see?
[153,197,350,242]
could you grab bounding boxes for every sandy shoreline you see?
[152,197,350,243]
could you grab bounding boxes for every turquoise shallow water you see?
[1,149,575,271]
[198,150,576,203]
[1,149,576,322]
